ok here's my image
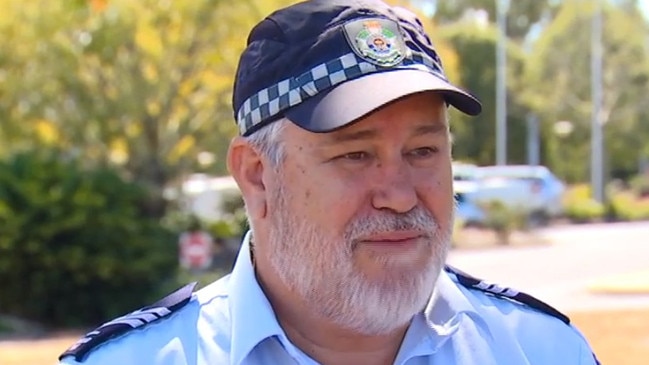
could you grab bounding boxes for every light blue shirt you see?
[60,233,599,364]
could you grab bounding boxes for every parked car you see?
[476,165,566,225]
[452,162,480,182]
[452,163,566,228]
[454,179,486,227]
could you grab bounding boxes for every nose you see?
[370,160,417,214]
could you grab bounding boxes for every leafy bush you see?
[0,317,11,334]
[164,186,247,242]
[0,152,177,327]
[629,173,649,198]
[562,184,605,223]
[478,200,527,245]
[609,191,649,221]
[207,189,248,240]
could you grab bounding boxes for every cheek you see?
[293,164,366,234]
[418,175,454,220]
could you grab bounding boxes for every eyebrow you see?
[324,122,448,145]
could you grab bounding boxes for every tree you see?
[438,20,528,165]
[0,151,178,326]
[0,0,298,217]
[522,1,649,182]
[415,0,561,41]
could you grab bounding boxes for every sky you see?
[641,0,649,19]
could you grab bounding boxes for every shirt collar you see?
[228,231,285,365]
[425,267,480,331]
[395,267,483,361]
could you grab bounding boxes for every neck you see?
[279,312,409,365]
[254,255,410,365]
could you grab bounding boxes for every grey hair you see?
[243,118,289,168]
[242,118,289,239]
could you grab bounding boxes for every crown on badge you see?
[363,20,383,32]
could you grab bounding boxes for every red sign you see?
[178,231,214,270]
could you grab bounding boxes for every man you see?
[59,0,600,364]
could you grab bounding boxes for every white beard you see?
[265,184,452,336]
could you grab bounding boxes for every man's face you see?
[264,92,453,335]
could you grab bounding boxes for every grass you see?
[0,333,80,365]
[588,269,649,295]
[0,308,647,365]
[570,308,649,365]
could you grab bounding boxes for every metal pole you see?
[496,0,509,165]
[527,114,540,166]
[591,0,604,203]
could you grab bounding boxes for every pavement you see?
[447,221,649,312]
[537,221,649,297]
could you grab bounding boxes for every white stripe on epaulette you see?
[473,281,520,298]
[97,307,172,330]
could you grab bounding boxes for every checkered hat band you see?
[237,51,445,135]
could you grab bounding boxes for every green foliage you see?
[562,184,606,223]
[0,318,10,334]
[523,2,649,182]
[0,151,177,327]
[152,268,229,313]
[629,173,649,197]
[439,22,528,165]
[208,218,245,241]
[0,0,647,195]
[607,175,649,221]
[478,200,527,245]
[215,190,248,237]
[0,0,298,205]
[162,187,247,246]
[193,189,248,241]
[160,205,197,233]
[608,191,649,221]
[430,0,561,41]
[177,268,229,291]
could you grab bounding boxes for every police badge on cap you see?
[343,18,408,67]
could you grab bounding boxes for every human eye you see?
[339,151,371,161]
[408,147,439,159]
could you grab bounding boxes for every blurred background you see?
[0,0,648,364]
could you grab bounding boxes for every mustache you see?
[343,207,439,242]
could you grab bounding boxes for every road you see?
[447,221,649,312]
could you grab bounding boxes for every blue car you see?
[454,179,486,227]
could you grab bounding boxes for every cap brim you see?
[285,69,482,133]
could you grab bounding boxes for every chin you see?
[358,256,439,285]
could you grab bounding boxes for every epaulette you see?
[444,265,570,324]
[59,282,197,362]
[445,265,602,364]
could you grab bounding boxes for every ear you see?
[227,136,268,220]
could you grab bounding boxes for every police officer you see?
[59,0,600,364]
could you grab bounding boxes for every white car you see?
[477,165,566,219]
[453,164,566,227]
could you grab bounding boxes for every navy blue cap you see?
[232,0,482,136]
